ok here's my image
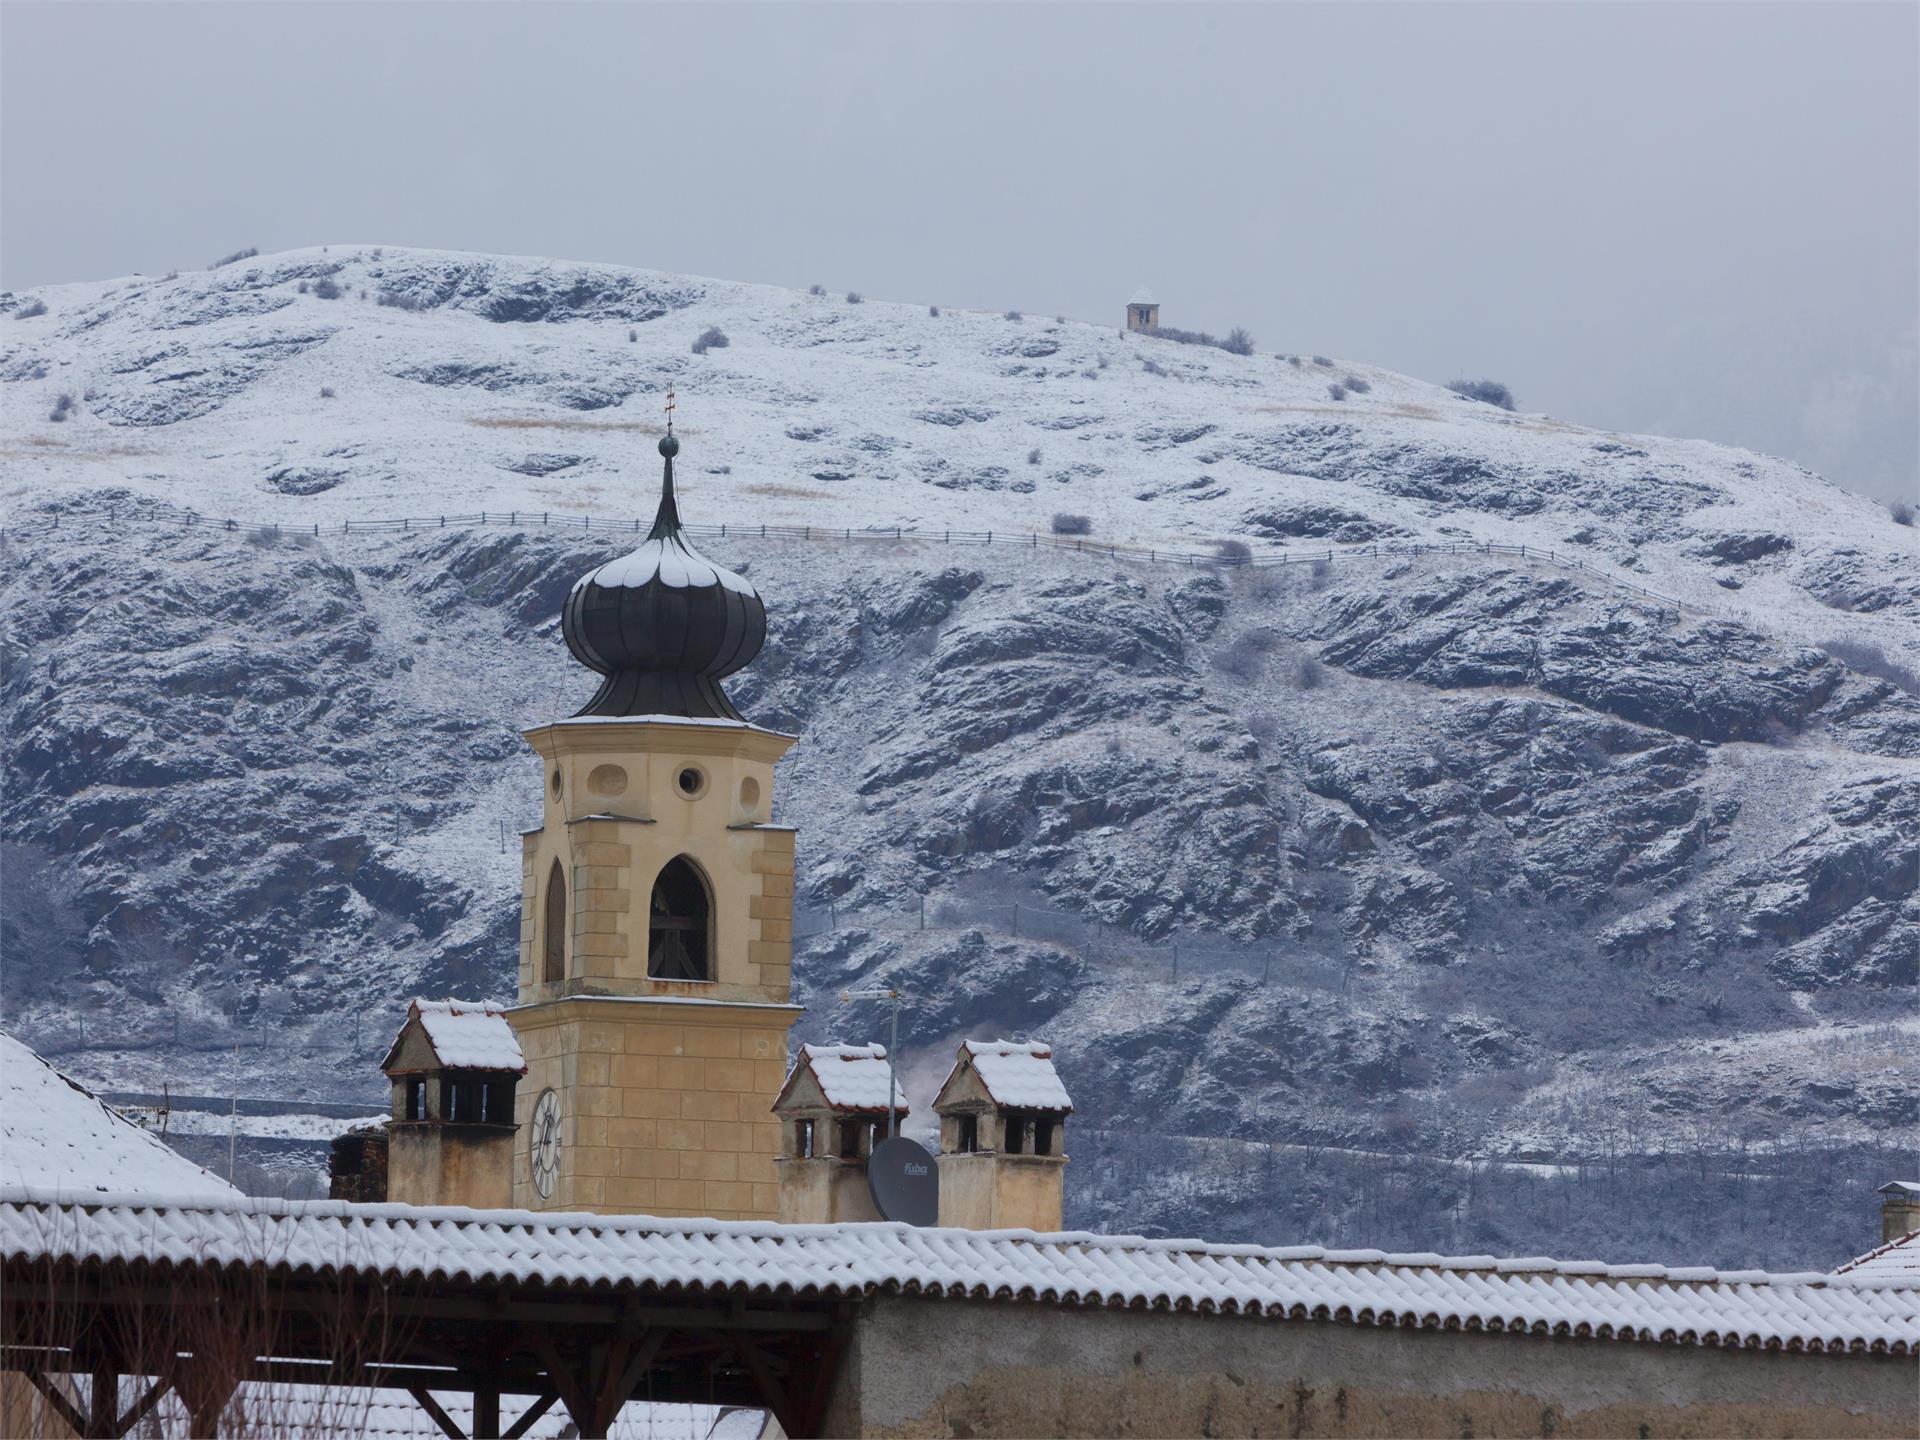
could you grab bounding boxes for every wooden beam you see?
[111,1378,173,1439]
[21,1368,89,1438]
[502,1391,557,1440]
[472,1384,501,1440]
[525,1332,594,1440]
[86,1364,119,1440]
[406,1385,468,1440]
[729,1334,792,1436]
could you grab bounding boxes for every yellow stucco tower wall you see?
[507,716,801,1219]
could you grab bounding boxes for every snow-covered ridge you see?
[2,244,1913,660]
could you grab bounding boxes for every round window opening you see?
[587,763,628,798]
[675,766,706,799]
[549,768,563,799]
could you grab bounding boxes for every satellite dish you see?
[868,1136,938,1226]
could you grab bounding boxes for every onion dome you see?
[562,434,766,720]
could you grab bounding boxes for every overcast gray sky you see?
[4,1,1914,503]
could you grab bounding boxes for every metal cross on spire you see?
[664,384,676,436]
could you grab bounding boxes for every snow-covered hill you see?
[2,247,1915,1267]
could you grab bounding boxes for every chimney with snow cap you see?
[931,1039,1072,1232]
[1880,1181,1920,1244]
[771,1043,909,1223]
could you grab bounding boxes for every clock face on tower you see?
[531,1088,562,1198]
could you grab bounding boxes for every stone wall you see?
[825,1295,1917,1438]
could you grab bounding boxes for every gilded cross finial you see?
[664,385,676,436]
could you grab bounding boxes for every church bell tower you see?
[508,414,800,1219]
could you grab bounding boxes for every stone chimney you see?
[772,1044,907,1224]
[931,1039,1072,1232]
[379,999,525,1209]
[1880,1182,1920,1244]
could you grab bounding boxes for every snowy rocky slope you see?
[2,247,1915,1267]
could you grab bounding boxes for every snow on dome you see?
[1128,285,1158,306]
[5,1189,1915,1355]
[0,1032,238,1202]
[578,532,759,598]
[958,1039,1073,1112]
[798,1043,907,1113]
[561,433,768,721]
[400,999,526,1073]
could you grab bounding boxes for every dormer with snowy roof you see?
[932,1039,1073,1232]
[379,998,525,1209]
[1125,285,1160,333]
[771,1043,908,1224]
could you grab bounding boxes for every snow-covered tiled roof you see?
[1128,285,1158,306]
[0,1033,238,1202]
[1880,1181,1920,1196]
[795,1044,906,1113]
[386,999,526,1074]
[144,1387,766,1439]
[6,1189,1911,1355]
[955,1040,1073,1112]
[1838,1231,1920,1282]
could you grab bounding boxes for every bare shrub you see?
[311,277,342,300]
[1213,538,1253,565]
[48,392,74,423]
[1004,309,1023,321]
[628,327,638,342]
[1105,734,1128,755]
[845,290,864,304]
[1342,375,1372,394]
[1312,355,1333,367]
[1288,355,1303,367]
[691,325,729,355]
[1144,323,1252,356]
[1097,354,1109,370]
[1309,557,1331,589]
[14,299,47,318]
[929,304,940,316]
[210,246,259,268]
[376,290,425,311]
[1447,377,1517,410]
[1212,631,1276,678]
[1890,501,1914,526]
[1327,383,1347,401]
[1293,655,1325,690]
[1819,638,1920,697]
[297,281,309,294]
[809,283,826,296]
[1027,447,1042,465]
[1141,358,1168,377]
[319,386,336,399]
[1052,513,1093,536]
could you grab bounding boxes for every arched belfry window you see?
[649,857,712,981]
[542,858,567,984]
